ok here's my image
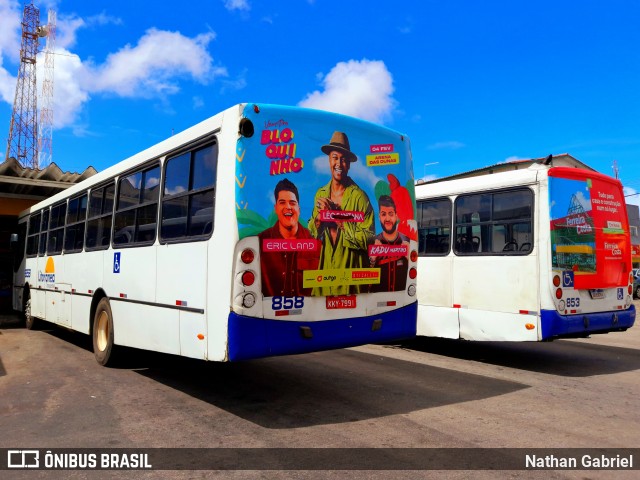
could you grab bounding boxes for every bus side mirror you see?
[9,233,19,252]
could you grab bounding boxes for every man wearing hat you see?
[308,131,374,296]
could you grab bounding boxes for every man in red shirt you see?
[259,179,319,297]
[369,195,410,292]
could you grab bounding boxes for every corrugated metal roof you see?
[0,158,97,199]
[417,153,596,185]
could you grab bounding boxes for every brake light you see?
[555,288,563,299]
[410,250,418,262]
[629,285,633,295]
[241,271,255,286]
[241,248,255,264]
[553,275,561,287]
[409,267,417,279]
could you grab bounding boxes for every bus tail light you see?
[242,293,256,308]
[410,250,418,262]
[628,285,633,295]
[409,268,417,279]
[555,288,563,299]
[553,275,561,287]
[241,248,255,264]
[407,284,416,296]
[241,271,255,286]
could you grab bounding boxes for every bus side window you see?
[47,201,67,255]
[38,209,50,256]
[113,165,160,247]
[454,188,533,255]
[161,141,218,242]
[86,183,115,250]
[26,212,41,257]
[417,198,451,256]
[64,193,88,253]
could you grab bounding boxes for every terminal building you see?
[0,158,95,311]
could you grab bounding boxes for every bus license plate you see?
[326,295,356,309]
[589,289,605,299]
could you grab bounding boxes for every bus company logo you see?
[8,449,39,468]
[566,214,593,234]
[316,275,336,283]
[38,258,56,284]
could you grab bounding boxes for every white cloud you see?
[0,0,21,103]
[1,11,226,130]
[575,190,592,211]
[43,49,89,128]
[88,29,223,97]
[224,0,250,11]
[0,0,21,62]
[299,59,396,124]
[55,12,121,50]
[428,141,465,150]
[503,155,529,163]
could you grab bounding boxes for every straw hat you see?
[320,131,357,162]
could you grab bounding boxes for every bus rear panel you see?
[227,104,417,360]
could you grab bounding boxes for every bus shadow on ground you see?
[26,324,528,429]
[398,336,640,377]
[131,348,527,429]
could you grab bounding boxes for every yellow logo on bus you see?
[38,257,56,284]
[45,257,55,273]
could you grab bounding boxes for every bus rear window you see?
[549,170,630,288]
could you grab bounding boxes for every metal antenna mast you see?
[5,2,41,169]
[38,8,56,169]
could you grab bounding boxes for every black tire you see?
[24,296,37,330]
[93,298,116,366]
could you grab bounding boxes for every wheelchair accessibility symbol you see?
[617,288,624,300]
[113,252,121,274]
[562,271,574,287]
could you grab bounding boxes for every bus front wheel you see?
[93,298,115,366]
[24,297,37,330]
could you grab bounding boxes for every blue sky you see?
[1,0,639,205]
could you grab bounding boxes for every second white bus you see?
[415,163,636,341]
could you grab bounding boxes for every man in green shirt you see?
[308,131,375,295]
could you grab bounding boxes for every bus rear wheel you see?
[93,298,115,366]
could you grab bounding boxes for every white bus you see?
[11,103,418,365]
[415,164,636,341]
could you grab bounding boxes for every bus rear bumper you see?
[227,302,417,361]
[540,305,636,340]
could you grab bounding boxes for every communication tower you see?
[38,8,57,169]
[5,2,40,169]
